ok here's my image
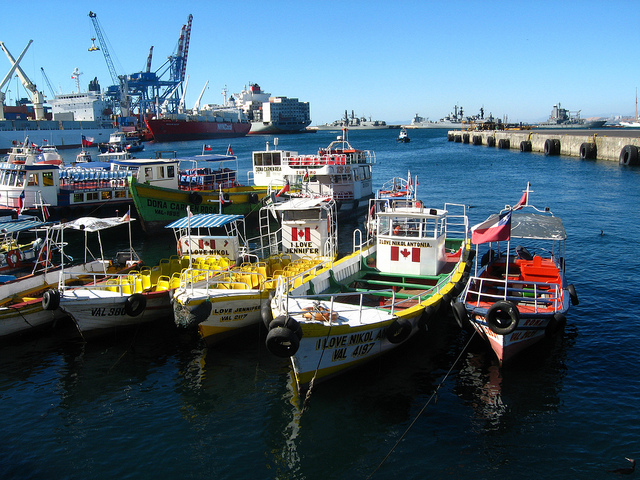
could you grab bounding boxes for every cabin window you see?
[167,165,175,178]
[144,167,152,180]
[114,190,126,198]
[86,192,98,201]
[378,217,390,235]
[73,193,84,203]
[101,191,113,200]
[27,173,39,186]
[157,166,165,179]
[42,172,54,186]
[15,171,26,187]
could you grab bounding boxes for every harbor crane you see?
[40,67,57,98]
[88,10,130,118]
[0,40,46,121]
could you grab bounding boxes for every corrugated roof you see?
[165,214,244,229]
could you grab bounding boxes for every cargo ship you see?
[145,108,251,142]
[232,83,311,134]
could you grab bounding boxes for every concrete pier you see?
[447,129,640,164]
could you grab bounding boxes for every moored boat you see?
[251,130,375,216]
[172,196,338,344]
[266,187,472,392]
[0,215,48,277]
[127,151,270,232]
[0,216,140,340]
[145,109,251,142]
[453,183,578,364]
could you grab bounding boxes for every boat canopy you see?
[165,213,244,229]
[511,212,566,240]
[181,154,236,163]
[54,216,134,232]
[0,217,46,234]
[271,196,332,211]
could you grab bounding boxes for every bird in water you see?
[609,457,635,475]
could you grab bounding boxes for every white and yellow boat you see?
[267,194,472,392]
[172,196,338,344]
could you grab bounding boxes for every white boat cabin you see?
[374,201,448,276]
[250,136,375,203]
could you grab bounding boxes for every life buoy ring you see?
[386,317,412,343]
[266,326,300,357]
[42,289,60,311]
[567,284,579,306]
[451,301,469,329]
[124,293,146,317]
[188,192,203,205]
[486,301,519,335]
[301,306,338,322]
[37,246,52,267]
[6,249,21,268]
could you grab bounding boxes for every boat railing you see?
[59,168,129,189]
[58,270,153,296]
[462,275,562,312]
[444,203,469,241]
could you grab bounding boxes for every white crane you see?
[0,40,46,121]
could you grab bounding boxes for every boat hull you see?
[146,119,251,142]
[0,121,114,153]
[128,178,269,232]
[59,289,172,338]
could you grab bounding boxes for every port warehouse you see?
[447,129,640,165]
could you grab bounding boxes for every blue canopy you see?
[165,213,244,229]
[0,217,46,234]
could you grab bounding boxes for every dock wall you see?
[447,130,640,164]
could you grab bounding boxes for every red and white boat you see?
[251,129,376,215]
[453,183,579,364]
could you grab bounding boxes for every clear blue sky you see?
[1,0,638,125]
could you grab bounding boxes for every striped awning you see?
[0,218,46,234]
[165,214,244,229]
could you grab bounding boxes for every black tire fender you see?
[42,289,60,311]
[567,284,579,306]
[266,326,300,357]
[386,317,412,344]
[579,143,597,159]
[249,192,259,204]
[520,140,532,152]
[418,305,436,331]
[451,301,469,329]
[269,315,302,340]
[124,293,146,317]
[486,300,519,335]
[261,299,273,329]
[619,145,639,166]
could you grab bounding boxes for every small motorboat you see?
[453,182,579,364]
[397,128,410,143]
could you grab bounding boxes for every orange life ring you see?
[302,306,338,322]
[37,246,52,267]
[6,249,21,268]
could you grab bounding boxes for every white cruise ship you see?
[1,77,115,153]
[232,83,311,134]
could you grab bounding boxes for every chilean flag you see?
[17,190,25,213]
[470,210,512,244]
[276,180,290,197]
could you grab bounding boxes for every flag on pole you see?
[407,170,412,188]
[42,204,50,221]
[204,144,212,151]
[227,145,234,155]
[303,169,310,182]
[17,190,25,213]
[513,191,528,210]
[470,210,512,244]
[219,184,225,211]
[276,180,290,197]
[121,206,131,222]
[82,135,95,147]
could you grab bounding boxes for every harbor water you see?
[1,129,639,479]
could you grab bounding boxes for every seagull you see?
[609,457,635,475]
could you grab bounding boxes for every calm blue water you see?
[2,129,639,479]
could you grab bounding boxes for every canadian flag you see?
[390,246,421,263]
[292,227,311,242]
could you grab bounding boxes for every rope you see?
[366,329,477,480]
[302,314,334,412]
